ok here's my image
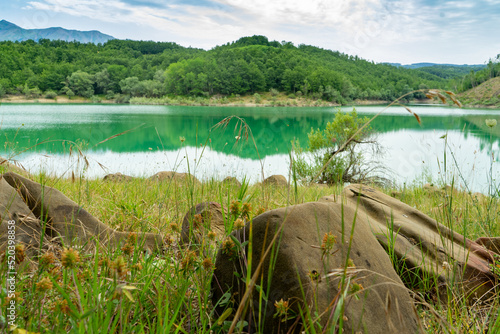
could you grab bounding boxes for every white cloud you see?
[15,0,500,63]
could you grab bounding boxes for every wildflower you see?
[202,257,214,271]
[5,292,23,306]
[193,213,203,228]
[207,230,217,240]
[349,282,364,294]
[170,222,179,232]
[222,237,236,258]
[113,256,128,278]
[61,248,80,269]
[36,277,53,293]
[230,200,241,218]
[274,298,291,322]
[39,252,57,266]
[98,257,111,269]
[256,207,266,216]
[57,299,72,315]
[181,250,197,271]
[127,232,137,245]
[485,119,497,128]
[121,243,134,256]
[163,233,175,246]
[241,202,252,219]
[234,218,245,230]
[179,136,186,143]
[320,232,336,258]
[15,244,26,264]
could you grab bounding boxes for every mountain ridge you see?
[0,19,115,44]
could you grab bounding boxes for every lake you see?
[0,104,499,194]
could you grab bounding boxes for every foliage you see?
[0,36,447,101]
[293,110,383,185]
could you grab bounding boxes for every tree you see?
[293,110,384,185]
[66,70,94,98]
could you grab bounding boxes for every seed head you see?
[40,252,57,266]
[61,248,80,269]
[113,256,128,278]
[121,243,134,256]
[234,218,245,230]
[36,277,53,293]
[202,257,214,271]
[170,222,179,232]
[181,250,197,271]
[207,230,217,240]
[15,244,26,264]
[241,202,252,219]
[230,200,241,218]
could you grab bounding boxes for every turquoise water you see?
[1,104,499,193]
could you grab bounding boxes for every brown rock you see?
[149,171,200,184]
[212,201,420,333]
[0,177,45,259]
[103,172,134,182]
[221,176,241,188]
[341,184,497,301]
[0,157,29,176]
[263,174,287,186]
[2,172,163,253]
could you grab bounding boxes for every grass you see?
[1,89,499,333]
[0,173,498,333]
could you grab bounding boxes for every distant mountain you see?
[384,62,486,79]
[0,20,114,44]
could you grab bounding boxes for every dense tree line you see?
[0,35,450,103]
[450,55,500,92]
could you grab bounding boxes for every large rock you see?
[1,172,163,253]
[263,174,287,187]
[0,157,29,176]
[221,176,241,188]
[103,172,134,182]
[212,200,420,333]
[149,171,200,184]
[180,202,226,246]
[340,184,497,301]
[0,177,46,258]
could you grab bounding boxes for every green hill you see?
[0,35,448,103]
[459,77,500,107]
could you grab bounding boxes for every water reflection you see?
[1,104,499,193]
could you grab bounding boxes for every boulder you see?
[221,176,241,188]
[0,157,29,176]
[1,172,163,253]
[180,202,226,246]
[212,200,420,333]
[340,184,497,301]
[149,171,200,184]
[0,177,46,259]
[263,174,287,187]
[103,172,134,182]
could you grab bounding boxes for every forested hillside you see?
[0,35,451,103]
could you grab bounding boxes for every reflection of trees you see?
[2,106,499,160]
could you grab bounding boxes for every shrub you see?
[293,109,385,185]
[44,90,57,99]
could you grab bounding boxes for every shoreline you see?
[1,94,497,109]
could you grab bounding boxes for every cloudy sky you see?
[2,0,500,64]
